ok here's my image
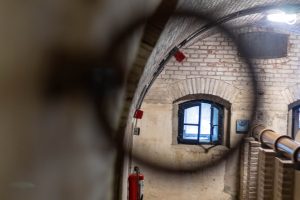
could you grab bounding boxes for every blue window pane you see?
[199,134,210,143]
[179,100,223,144]
[200,103,211,137]
[212,107,219,142]
[212,128,219,142]
[183,125,198,140]
[184,106,199,124]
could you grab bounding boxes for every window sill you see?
[171,143,229,152]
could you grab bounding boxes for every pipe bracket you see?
[250,124,265,139]
[259,128,274,143]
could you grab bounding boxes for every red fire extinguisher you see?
[128,166,144,200]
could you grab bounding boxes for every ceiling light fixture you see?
[267,11,297,25]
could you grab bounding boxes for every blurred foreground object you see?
[0,0,160,199]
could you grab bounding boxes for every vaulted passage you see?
[123,2,300,200]
[3,1,300,200]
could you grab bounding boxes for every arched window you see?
[177,100,223,145]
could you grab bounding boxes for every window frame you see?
[177,100,224,145]
[288,100,300,140]
[292,105,300,139]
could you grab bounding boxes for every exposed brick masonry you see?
[257,148,276,200]
[145,25,300,133]
[240,137,254,200]
[273,157,295,200]
[246,141,260,200]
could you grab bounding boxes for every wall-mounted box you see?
[236,119,249,134]
[133,127,140,136]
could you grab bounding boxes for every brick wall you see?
[241,141,298,200]
[257,148,276,200]
[273,157,295,200]
[246,141,260,200]
[240,137,254,200]
[131,24,300,200]
[145,25,300,134]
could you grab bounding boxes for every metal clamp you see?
[250,124,265,139]
[258,128,274,143]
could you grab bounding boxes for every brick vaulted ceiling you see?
[118,0,300,136]
[117,0,300,162]
[128,0,300,119]
[118,0,178,130]
[114,0,300,198]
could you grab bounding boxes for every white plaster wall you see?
[132,103,239,199]
[135,160,233,200]
[134,103,231,168]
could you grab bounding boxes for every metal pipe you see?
[251,124,300,163]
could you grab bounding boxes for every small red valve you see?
[134,109,144,119]
[174,50,186,62]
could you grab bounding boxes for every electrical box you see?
[236,119,249,134]
[134,127,140,136]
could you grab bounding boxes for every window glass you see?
[199,134,210,143]
[212,107,219,142]
[292,106,300,139]
[178,100,223,145]
[184,106,199,124]
[200,103,211,136]
[183,125,198,140]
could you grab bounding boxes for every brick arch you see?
[167,77,240,104]
[281,83,300,105]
